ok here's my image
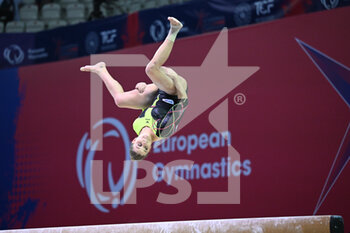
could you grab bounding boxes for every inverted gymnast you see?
[80,17,188,160]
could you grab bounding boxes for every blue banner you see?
[0,14,128,68]
[0,0,348,69]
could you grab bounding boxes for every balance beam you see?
[1,215,344,233]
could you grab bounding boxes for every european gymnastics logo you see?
[76,117,252,213]
[76,118,138,213]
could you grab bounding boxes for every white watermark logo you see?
[77,28,260,212]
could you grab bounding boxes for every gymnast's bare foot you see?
[168,17,183,32]
[80,62,106,74]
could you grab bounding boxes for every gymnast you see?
[80,17,188,160]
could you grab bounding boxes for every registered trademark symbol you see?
[234,93,246,105]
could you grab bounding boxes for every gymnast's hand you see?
[135,82,147,93]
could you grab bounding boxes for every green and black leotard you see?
[132,89,188,139]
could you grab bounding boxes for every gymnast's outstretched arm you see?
[80,62,158,110]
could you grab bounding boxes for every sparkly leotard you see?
[133,89,188,138]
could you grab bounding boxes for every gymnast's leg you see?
[145,17,183,96]
[80,62,124,102]
[80,62,156,109]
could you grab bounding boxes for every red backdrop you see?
[5,6,350,231]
